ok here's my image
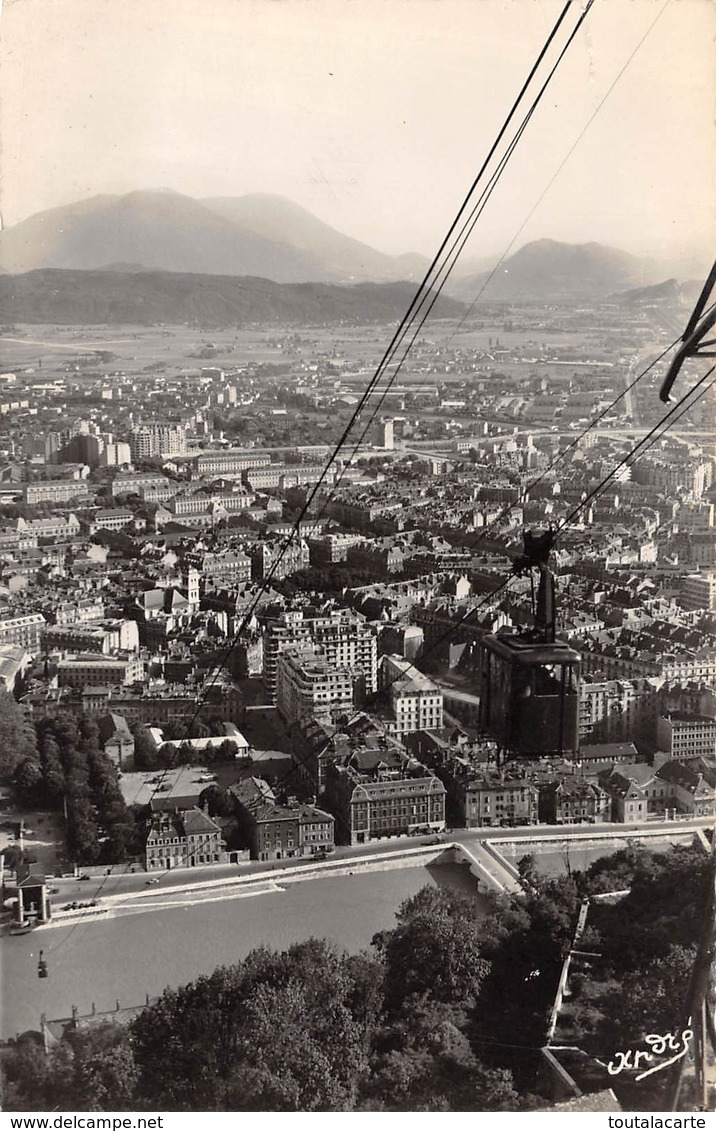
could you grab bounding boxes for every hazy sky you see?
[1,0,714,263]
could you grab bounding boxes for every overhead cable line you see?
[55,0,593,932]
[446,0,672,345]
[143,0,595,760]
[50,360,716,954]
[554,365,716,535]
[309,0,597,515]
[90,347,716,925]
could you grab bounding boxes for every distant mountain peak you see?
[450,238,663,301]
[0,190,428,284]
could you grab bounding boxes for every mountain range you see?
[0,190,687,301]
[0,190,429,285]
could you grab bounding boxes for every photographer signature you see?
[607,1028,693,1082]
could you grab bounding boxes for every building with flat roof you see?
[275,647,354,726]
[263,609,378,702]
[656,712,716,761]
[56,654,145,690]
[681,572,716,611]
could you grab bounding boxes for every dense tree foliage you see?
[1,1025,137,1112]
[131,941,378,1111]
[0,691,39,782]
[131,722,239,771]
[594,844,710,972]
[11,714,143,864]
[374,886,490,1013]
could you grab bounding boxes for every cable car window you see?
[533,664,563,696]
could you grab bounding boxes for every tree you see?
[367,997,518,1111]
[132,724,160,770]
[597,845,710,973]
[0,691,38,782]
[132,940,380,1111]
[68,1024,139,1111]
[602,945,696,1048]
[376,886,490,1013]
[218,739,239,761]
[198,785,234,818]
[0,1024,138,1113]
[516,853,539,890]
[2,844,31,871]
[39,734,65,804]
[12,758,43,802]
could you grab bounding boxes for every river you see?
[1,861,485,1039]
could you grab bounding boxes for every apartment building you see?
[251,539,309,582]
[0,613,46,652]
[145,807,229,871]
[169,491,254,516]
[87,509,135,532]
[44,619,139,656]
[263,609,378,702]
[243,464,325,491]
[130,424,186,460]
[56,654,145,690]
[681,572,716,612]
[186,550,252,589]
[20,515,81,542]
[453,771,539,828]
[275,648,354,725]
[50,598,105,627]
[326,757,446,846]
[579,677,659,744]
[379,654,444,736]
[112,474,179,499]
[656,712,716,761]
[24,480,91,505]
[194,452,270,477]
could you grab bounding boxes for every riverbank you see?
[0,860,485,1039]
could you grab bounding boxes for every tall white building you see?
[275,648,354,725]
[682,572,716,611]
[263,609,377,703]
[130,425,186,460]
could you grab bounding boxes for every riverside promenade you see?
[37,816,708,929]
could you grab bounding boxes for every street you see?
[47,814,712,907]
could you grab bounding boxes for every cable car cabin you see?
[479,633,580,758]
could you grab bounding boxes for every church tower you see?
[184,567,200,610]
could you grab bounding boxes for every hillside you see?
[0,269,465,326]
[0,190,426,284]
[451,239,663,301]
[201,193,428,282]
[610,277,681,305]
[612,276,709,309]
